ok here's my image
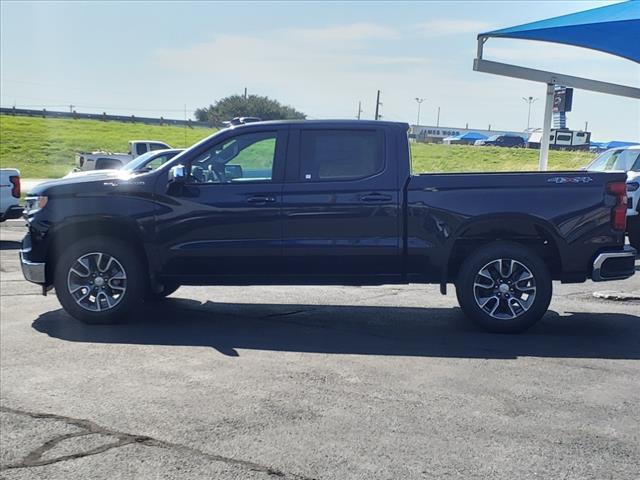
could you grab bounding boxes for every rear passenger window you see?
[136,143,148,155]
[299,130,383,181]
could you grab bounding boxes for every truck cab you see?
[128,140,172,157]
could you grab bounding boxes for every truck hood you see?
[63,169,121,179]
[27,171,146,196]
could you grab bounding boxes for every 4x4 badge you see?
[547,176,594,184]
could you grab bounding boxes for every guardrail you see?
[0,107,211,128]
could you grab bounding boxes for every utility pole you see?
[584,121,589,131]
[522,96,538,130]
[184,104,187,147]
[357,101,363,120]
[414,97,425,126]
[374,90,382,120]
[244,87,248,100]
[69,104,75,113]
[436,107,441,127]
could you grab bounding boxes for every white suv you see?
[0,168,22,222]
[586,145,640,249]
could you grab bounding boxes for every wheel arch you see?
[441,214,564,293]
[45,217,151,286]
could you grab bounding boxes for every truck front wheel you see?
[455,242,552,333]
[54,237,146,324]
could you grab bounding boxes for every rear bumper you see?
[0,205,23,221]
[592,246,637,282]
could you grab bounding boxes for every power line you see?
[1,101,189,113]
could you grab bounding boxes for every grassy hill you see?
[411,142,594,173]
[0,115,217,177]
[0,115,595,177]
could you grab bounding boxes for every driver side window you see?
[188,131,276,184]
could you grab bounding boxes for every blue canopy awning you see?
[459,132,488,140]
[481,1,640,63]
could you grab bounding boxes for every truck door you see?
[156,128,287,277]
[281,126,401,277]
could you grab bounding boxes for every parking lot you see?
[1,219,639,480]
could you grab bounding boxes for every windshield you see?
[587,149,640,172]
[122,150,180,172]
[487,135,500,141]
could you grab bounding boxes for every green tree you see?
[195,94,306,126]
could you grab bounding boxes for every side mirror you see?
[168,164,186,184]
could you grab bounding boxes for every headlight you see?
[626,182,639,192]
[24,195,48,214]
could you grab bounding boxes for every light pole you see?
[415,97,425,126]
[522,96,538,130]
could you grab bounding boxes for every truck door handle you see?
[359,193,392,202]
[247,195,276,204]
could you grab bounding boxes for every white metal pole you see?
[539,83,554,171]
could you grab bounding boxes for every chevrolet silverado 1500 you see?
[21,120,636,332]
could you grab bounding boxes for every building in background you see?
[410,124,528,143]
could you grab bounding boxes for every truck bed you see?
[406,170,627,282]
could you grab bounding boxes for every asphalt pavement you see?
[1,220,639,480]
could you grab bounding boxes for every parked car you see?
[0,168,23,222]
[64,149,184,179]
[585,145,640,249]
[20,120,635,333]
[475,135,526,148]
[75,140,172,171]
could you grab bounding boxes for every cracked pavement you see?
[1,220,639,479]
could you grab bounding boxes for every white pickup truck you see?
[0,168,23,222]
[75,140,171,171]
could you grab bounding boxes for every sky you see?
[1,1,638,141]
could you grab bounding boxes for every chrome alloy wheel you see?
[472,258,536,320]
[67,252,127,312]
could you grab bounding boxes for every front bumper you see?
[20,236,46,284]
[20,251,45,284]
[592,246,637,282]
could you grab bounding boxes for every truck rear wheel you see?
[455,242,552,333]
[54,237,146,324]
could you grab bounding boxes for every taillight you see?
[607,181,627,231]
[9,176,20,198]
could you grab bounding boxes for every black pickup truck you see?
[21,120,636,332]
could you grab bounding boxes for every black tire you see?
[145,282,180,302]
[54,237,147,324]
[455,241,552,333]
